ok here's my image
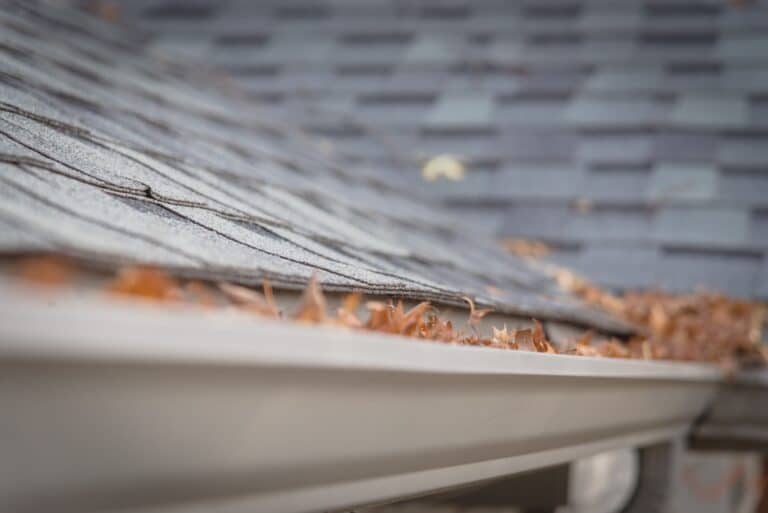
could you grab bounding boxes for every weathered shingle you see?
[655,249,762,298]
[718,35,768,60]
[572,245,659,290]
[500,204,571,241]
[718,137,768,168]
[671,94,749,129]
[63,0,768,299]
[565,97,668,128]
[757,256,768,298]
[584,66,664,93]
[752,210,768,248]
[493,164,585,200]
[576,135,654,166]
[719,171,768,207]
[424,92,494,129]
[653,207,750,248]
[654,133,718,161]
[582,168,651,204]
[403,35,464,65]
[0,0,631,330]
[568,207,652,243]
[646,163,718,202]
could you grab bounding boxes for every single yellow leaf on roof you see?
[421,154,465,182]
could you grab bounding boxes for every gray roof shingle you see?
[0,0,630,331]
[39,0,768,299]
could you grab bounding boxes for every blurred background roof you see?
[78,0,768,299]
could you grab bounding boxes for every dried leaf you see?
[336,292,363,329]
[341,292,362,313]
[219,282,279,317]
[576,330,593,346]
[649,303,669,334]
[185,280,216,308]
[399,301,432,336]
[532,319,557,354]
[262,280,279,315]
[491,325,517,349]
[421,154,465,182]
[596,339,631,359]
[749,305,765,345]
[365,301,393,331]
[294,275,326,323]
[515,329,536,352]
[500,238,551,258]
[420,315,455,342]
[463,296,493,326]
[555,269,588,295]
[108,266,180,301]
[641,340,653,360]
[569,344,601,357]
[16,255,74,287]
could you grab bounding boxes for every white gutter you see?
[0,290,722,513]
[691,369,768,451]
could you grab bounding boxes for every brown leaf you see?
[262,280,279,315]
[16,255,74,287]
[365,301,393,331]
[400,301,432,336]
[596,339,631,359]
[641,340,653,360]
[499,238,552,258]
[569,344,601,357]
[576,330,594,346]
[185,280,216,308]
[749,305,765,345]
[463,296,493,326]
[336,292,363,329]
[532,319,557,353]
[515,329,536,352]
[294,275,326,323]
[420,315,455,342]
[108,266,181,301]
[219,282,280,317]
[491,325,517,349]
[649,303,669,334]
[372,300,433,336]
[555,268,588,295]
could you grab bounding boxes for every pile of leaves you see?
[15,257,564,354]
[556,269,767,367]
[110,266,560,353]
[13,256,767,367]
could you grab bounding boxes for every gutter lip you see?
[0,289,724,513]
[727,368,768,386]
[0,289,723,381]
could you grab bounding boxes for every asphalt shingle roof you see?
[96,0,768,299]
[0,0,629,332]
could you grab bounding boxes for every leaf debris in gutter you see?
[10,255,767,368]
[555,268,767,368]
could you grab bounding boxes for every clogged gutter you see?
[14,254,768,369]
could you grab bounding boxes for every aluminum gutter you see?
[691,369,768,452]
[0,290,722,513]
